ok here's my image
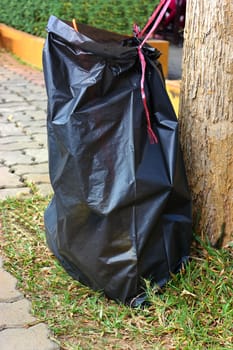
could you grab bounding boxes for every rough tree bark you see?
[179,0,233,246]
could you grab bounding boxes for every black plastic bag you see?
[43,15,192,304]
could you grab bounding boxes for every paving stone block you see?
[0,269,23,302]
[25,93,47,102]
[30,86,46,93]
[24,110,47,121]
[21,120,46,128]
[0,187,31,200]
[0,299,36,327]
[2,93,25,103]
[11,163,49,175]
[0,122,24,137]
[3,111,34,124]
[24,148,48,163]
[22,80,44,89]
[0,141,42,151]
[1,79,25,87]
[0,323,59,350]
[31,133,48,146]
[2,78,30,86]
[0,150,35,166]
[23,125,47,135]
[7,85,28,94]
[0,166,22,188]
[0,102,37,112]
[36,183,53,197]
[22,173,50,184]
[30,100,47,110]
[0,135,37,145]
[0,114,8,121]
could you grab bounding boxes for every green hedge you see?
[0,0,160,37]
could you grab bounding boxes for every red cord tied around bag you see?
[136,0,171,144]
[137,47,158,144]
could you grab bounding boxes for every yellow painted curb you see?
[0,22,180,113]
[147,39,169,78]
[166,80,180,116]
[148,41,181,115]
[0,23,169,74]
[0,23,45,69]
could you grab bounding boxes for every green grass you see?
[0,195,232,349]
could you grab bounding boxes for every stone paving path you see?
[0,51,59,349]
[0,256,59,350]
[0,50,52,200]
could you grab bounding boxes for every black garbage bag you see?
[43,15,192,305]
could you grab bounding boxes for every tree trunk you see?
[179,0,233,247]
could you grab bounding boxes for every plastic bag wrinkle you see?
[43,15,192,304]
